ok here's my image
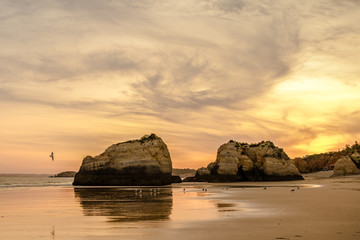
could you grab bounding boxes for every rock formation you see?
[197,140,303,182]
[51,171,77,177]
[351,150,360,169]
[331,156,360,177]
[293,142,360,173]
[195,167,211,182]
[293,154,339,173]
[73,134,173,186]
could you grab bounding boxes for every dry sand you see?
[0,171,359,240]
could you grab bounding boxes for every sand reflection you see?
[74,188,173,222]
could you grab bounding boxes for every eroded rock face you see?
[293,154,339,173]
[351,150,360,169]
[200,140,303,182]
[73,134,173,186]
[331,156,360,177]
[293,143,360,173]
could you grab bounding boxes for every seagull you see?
[49,152,54,161]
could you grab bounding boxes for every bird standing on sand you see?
[50,152,54,161]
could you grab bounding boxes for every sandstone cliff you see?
[197,140,303,182]
[73,134,173,186]
[293,142,360,173]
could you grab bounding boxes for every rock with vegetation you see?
[199,140,303,182]
[293,142,360,173]
[331,156,360,177]
[73,134,173,186]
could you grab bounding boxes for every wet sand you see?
[167,172,360,240]
[0,172,359,240]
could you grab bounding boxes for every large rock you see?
[331,156,360,177]
[201,140,303,182]
[73,134,173,186]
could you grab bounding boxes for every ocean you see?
[0,174,245,240]
[0,174,74,188]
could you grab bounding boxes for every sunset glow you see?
[1,0,359,173]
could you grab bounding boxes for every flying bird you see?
[50,152,54,161]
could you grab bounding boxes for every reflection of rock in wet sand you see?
[74,188,173,222]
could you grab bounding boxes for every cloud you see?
[208,0,246,14]
[1,0,360,172]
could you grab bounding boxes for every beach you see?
[0,172,359,240]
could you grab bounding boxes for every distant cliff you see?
[293,142,360,173]
[172,168,196,178]
[51,171,77,177]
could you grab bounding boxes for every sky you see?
[1,0,360,174]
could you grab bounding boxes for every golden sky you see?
[1,0,360,174]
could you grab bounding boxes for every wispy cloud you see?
[1,0,359,172]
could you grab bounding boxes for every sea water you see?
[0,175,248,240]
[0,174,73,188]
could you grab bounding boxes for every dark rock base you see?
[182,173,304,183]
[182,176,196,182]
[259,174,305,181]
[73,167,173,186]
[171,175,182,183]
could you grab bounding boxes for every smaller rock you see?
[182,176,196,182]
[195,167,211,182]
[51,171,77,177]
[171,176,182,183]
[207,162,215,171]
[331,156,360,177]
